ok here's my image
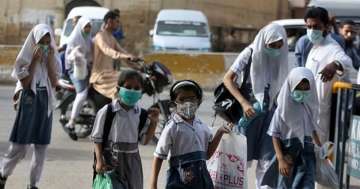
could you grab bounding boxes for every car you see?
[150,9,212,52]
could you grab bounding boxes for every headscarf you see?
[275,67,319,143]
[65,16,92,68]
[249,23,289,108]
[12,24,61,80]
[11,24,62,115]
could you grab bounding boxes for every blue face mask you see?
[264,47,281,57]
[82,31,90,38]
[39,44,49,56]
[291,90,310,103]
[307,29,324,45]
[118,87,142,107]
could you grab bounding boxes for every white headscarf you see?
[12,24,61,80]
[12,24,62,115]
[275,67,319,143]
[249,23,289,108]
[65,17,92,68]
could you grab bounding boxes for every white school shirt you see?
[268,106,316,141]
[91,99,150,151]
[154,113,213,160]
[305,35,352,141]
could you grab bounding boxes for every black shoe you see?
[0,174,7,189]
[27,186,38,189]
[64,125,78,141]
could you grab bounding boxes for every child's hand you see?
[148,107,160,124]
[218,123,234,134]
[278,158,292,177]
[95,159,109,173]
[32,46,43,62]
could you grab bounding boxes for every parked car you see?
[150,9,212,52]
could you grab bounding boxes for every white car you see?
[150,9,212,52]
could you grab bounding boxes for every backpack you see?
[213,48,253,124]
[92,103,148,180]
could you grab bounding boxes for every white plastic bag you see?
[69,46,87,80]
[315,142,339,188]
[207,132,247,189]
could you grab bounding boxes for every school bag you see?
[92,103,148,181]
[213,48,253,124]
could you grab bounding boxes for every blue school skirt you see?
[166,151,214,189]
[262,137,316,189]
[69,70,89,93]
[10,87,52,145]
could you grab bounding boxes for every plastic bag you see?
[93,173,113,189]
[315,142,339,188]
[207,132,247,189]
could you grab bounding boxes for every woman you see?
[223,23,289,189]
[64,17,93,140]
[0,24,61,189]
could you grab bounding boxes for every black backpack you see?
[213,48,254,124]
[92,103,148,180]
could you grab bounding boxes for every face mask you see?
[82,31,90,38]
[264,47,281,57]
[39,44,49,56]
[176,101,198,120]
[118,87,142,107]
[291,90,310,103]
[307,29,324,45]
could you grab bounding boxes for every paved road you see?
[0,85,243,189]
[1,85,360,189]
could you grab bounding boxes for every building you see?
[0,0,289,52]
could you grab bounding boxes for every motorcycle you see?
[55,61,174,141]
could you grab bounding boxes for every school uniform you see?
[154,113,214,189]
[262,67,318,189]
[91,99,150,189]
[230,23,289,189]
[0,24,61,187]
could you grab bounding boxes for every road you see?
[0,85,360,189]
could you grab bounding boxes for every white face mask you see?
[176,101,198,120]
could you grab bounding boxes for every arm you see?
[207,124,233,159]
[223,70,255,118]
[143,107,160,145]
[272,136,291,177]
[312,131,322,147]
[96,34,132,60]
[94,143,106,173]
[20,47,42,89]
[46,47,59,88]
[150,157,163,189]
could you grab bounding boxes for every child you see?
[262,67,322,188]
[0,24,61,189]
[150,80,233,189]
[91,70,159,189]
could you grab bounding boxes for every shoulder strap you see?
[138,108,148,134]
[241,48,253,89]
[102,103,116,149]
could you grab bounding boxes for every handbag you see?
[213,48,253,124]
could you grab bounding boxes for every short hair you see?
[117,70,143,89]
[340,20,355,28]
[113,9,120,15]
[304,6,330,26]
[103,11,119,23]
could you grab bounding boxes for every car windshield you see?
[156,21,209,37]
[64,19,103,38]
